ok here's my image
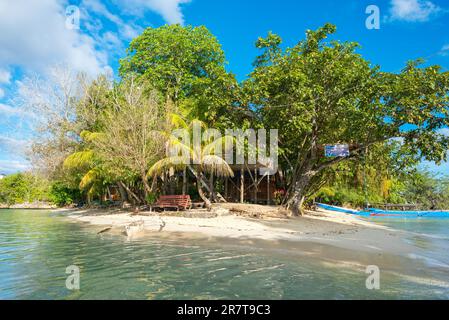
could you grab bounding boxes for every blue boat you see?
[316,203,449,219]
[315,203,360,214]
[363,208,449,218]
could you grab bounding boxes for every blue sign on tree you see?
[325,144,350,157]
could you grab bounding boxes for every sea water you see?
[0,209,448,299]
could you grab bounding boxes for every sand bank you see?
[59,204,413,256]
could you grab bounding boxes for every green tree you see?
[246,24,449,215]
[63,78,165,205]
[0,173,50,205]
[48,182,81,207]
[401,170,449,210]
[119,24,239,127]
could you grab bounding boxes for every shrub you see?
[48,182,81,207]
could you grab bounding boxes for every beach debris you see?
[124,220,145,237]
[159,217,166,232]
[213,207,231,217]
[97,226,112,234]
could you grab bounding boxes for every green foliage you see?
[401,171,449,210]
[145,192,158,205]
[48,182,81,207]
[119,24,239,126]
[0,173,50,205]
[316,163,449,210]
[244,23,449,213]
[15,23,449,213]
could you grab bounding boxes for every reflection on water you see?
[0,210,448,299]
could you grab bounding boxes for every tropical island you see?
[1,21,449,300]
[2,23,448,216]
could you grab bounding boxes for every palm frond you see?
[79,169,98,190]
[64,151,95,170]
[202,155,234,177]
[80,130,106,143]
[189,119,208,130]
[147,156,188,177]
[202,135,236,157]
[167,135,197,161]
[169,113,188,129]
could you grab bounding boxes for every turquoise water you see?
[0,209,448,299]
[366,217,449,271]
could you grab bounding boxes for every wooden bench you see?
[152,195,192,211]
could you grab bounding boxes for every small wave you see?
[407,253,449,269]
[243,264,285,274]
[207,254,252,262]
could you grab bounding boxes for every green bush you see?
[48,182,82,207]
[0,173,50,205]
[146,192,158,205]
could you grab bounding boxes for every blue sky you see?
[0,0,448,175]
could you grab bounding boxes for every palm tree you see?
[148,115,234,209]
[63,149,104,204]
[63,131,141,206]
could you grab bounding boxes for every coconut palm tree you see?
[148,115,234,209]
[63,131,141,206]
[63,149,105,204]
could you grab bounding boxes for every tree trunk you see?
[225,178,228,200]
[209,172,215,202]
[162,171,167,195]
[119,181,140,205]
[150,175,157,192]
[240,165,244,204]
[197,172,212,210]
[182,167,187,195]
[117,182,128,207]
[287,193,306,216]
[254,168,258,204]
[286,171,314,216]
[141,171,151,200]
[187,166,226,202]
[267,174,270,205]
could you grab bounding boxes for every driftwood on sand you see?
[97,226,112,234]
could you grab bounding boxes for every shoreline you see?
[0,202,56,209]
[58,204,415,257]
[11,205,449,290]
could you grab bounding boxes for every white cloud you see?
[0,103,21,116]
[440,44,449,56]
[0,0,107,76]
[0,136,29,152]
[388,0,441,22]
[0,159,30,174]
[115,0,191,25]
[0,88,4,99]
[81,0,142,40]
[0,69,11,84]
[0,0,192,83]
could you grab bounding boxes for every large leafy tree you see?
[246,24,449,215]
[119,24,240,127]
[401,170,449,210]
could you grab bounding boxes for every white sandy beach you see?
[60,204,413,256]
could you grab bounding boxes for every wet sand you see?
[59,205,413,256]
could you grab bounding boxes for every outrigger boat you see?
[315,203,359,214]
[316,203,449,218]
